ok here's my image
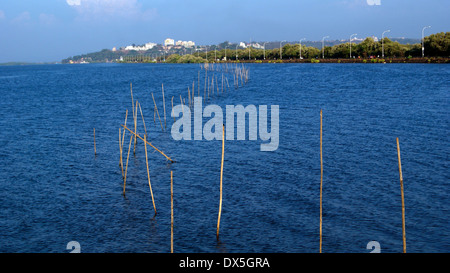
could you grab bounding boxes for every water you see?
[0,63,448,253]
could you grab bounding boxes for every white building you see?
[175,40,195,47]
[165,38,175,46]
[251,43,263,49]
[124,42,156,51]
[239,42,247,48]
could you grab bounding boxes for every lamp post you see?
[381,30,390,58]
[280,40,286,60]
[225,46,228,61]
[263,42,267,60]
[349,34,357,59]
[422,26,431,58]
[299,38,306,59]
[215,48,217,62]
[322,36,329,59]
[236,44,238,60]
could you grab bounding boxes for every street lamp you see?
[422,26,431,58]
[382,30,390,58]
[349,34,357,59]
[299,38,306,59]
[263,42,267,60]
[322,36,329,59]
[225,46,228,61]
[236,44,239,60]
[280,40,286,60]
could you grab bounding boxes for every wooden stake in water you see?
[188,87,191,109]
[151,93,164,131]
[138,102,147,137]
[130,83,137,154]
[192,81,195,106]
[216,124,225,240]
[396,137,406,253]
[171,170,174,253]
[162,84,167,130]
[319,109,323,253]
[119,128,123,177]
[133,101,138,154]
[120,109,128,172]
[123,134,133,195]
[144,135,157,215]
[94,128,96,155]
[171,96,175,123]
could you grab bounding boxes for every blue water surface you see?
[0,63,448,253]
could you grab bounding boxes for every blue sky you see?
[0,0,448,62]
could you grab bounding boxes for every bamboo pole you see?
[94,128,96,155]
[319,109,323,253]
[216,75,219,95]
[162,84,167,130]
[130,83,137,154]
[192,81,195,106]
[130,83,134,118]
[171,170,174,253]
[133,101,138,154]
[123,134,133,195]
[171,96,175,123]
[121,124,175,163]
[121,109,128,154]
[188,87,191,109]
[144,135,157,215]
[216,124,225,240]
[180,95,184,114]
[204,70,207,101]
[151,93,164,131]
[138,102,147,137]
[396,137,406,253]
[119,128,124,177]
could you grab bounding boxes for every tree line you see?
[166,32,449,63]
[62,32,449,63]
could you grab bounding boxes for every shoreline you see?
[3,57,449,66]
[115,56,450,64]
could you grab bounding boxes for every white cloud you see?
[67,0,81,6]
[67,0,157,21]
[11,11,31,25]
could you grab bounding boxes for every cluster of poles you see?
[94,64,407,253]
[112,63,250,252]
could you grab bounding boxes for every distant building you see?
[239,42,247,48]
[164,38,175,46]
[251,43,263,49]
[175,40,195,47]
[124,42,156,51]
[112,47,117,52]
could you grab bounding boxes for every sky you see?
[0,0,448,62]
